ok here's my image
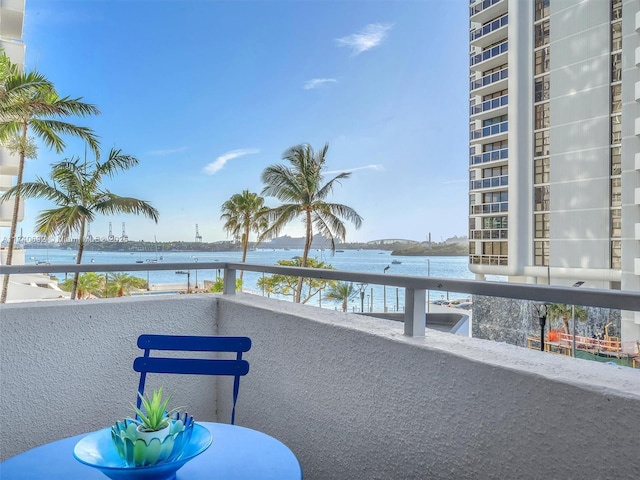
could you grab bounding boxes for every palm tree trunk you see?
[240,226,249,282]
[0,124,28,304]
[71,221,87,300]
[562,314,570,334]
[295,211,314,303]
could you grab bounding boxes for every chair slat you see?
[134,357,250,376]
[137,334,251,353]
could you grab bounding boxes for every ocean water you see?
[25,248,500,311]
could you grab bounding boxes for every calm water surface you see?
[26,248,502,311]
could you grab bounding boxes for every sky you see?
[12,0,470,244]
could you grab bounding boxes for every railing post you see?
[223,268,237,295]
[404,288,426,337]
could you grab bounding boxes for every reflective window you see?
[611,240,621,269]
[611,84,621,114]
[611,146,621,175]
[535,20,549,48]
[535,103,549,129]
[483,140,508,152]
[534,130,550,157]
[611,178,621,206]
[534,185,549,211]
[611,53,621,82]
[611,0,621,21]
[482,241,507,255]
[483,88,508,101]
[534,75,550,102]
[611,116,621,144]
[535,0,550,21]
[483,114,508,126]
[534,213,549,239]
[534,47,549,75]
[610,209,621,238]
[534,157,550,184]
[611,21,622,51]
[534,240,549,266]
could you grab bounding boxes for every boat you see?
[391,260,402,265]
[135,260,144,264]
[336,250,345,253]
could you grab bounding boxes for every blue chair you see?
[133,334,251,424]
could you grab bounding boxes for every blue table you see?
[0,422,302,479]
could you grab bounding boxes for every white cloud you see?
[326,164,384,175]
[147,147,188,156]
[335,23,393,56]
[303,78,337,90]
[203,148,260,175]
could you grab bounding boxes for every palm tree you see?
[547,303,588,334]
[260,143,363,302]
[1,149,159,299]
[60,272,104,299]
[106,272,146,297]
[324,281,358,312]
[220,190,268,281]
[0,60,100,303]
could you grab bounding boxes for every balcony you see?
[469,94,508,120]
[469,0,507,25]
[0,146,20,176]
[469,14,508,49]
[470,41,508,71]
[470,174,508,191]
[469,147,508,166]
[0,196,23,226]
[1,261,639,478]
[0,0,25,40]
[469,67,508,96]
[469,120,508,142]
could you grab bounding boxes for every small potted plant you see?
[134,387,179,443]
[111,387,193,467]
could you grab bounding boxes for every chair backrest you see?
[133,334,251,424]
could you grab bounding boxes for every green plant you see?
[134,387,179,432]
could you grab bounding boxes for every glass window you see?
[535,20,549,48]
[534,157,550,184]
[611,178,621,206]
[611,0,622,21]
[534,185,549,211]
[483,114,508,126]
[535,103,549,129]
[483,88,508,101]
[534,130,549,157]
[611,146,621,175]
[483,140,508,152]
[534,213,549,239]
[611,53,621,82]
[611,84,621,114]
[534,240,549,266]
[611,240,621,269]
[534,75,550,102]
[611,21,622,51]
[611,116,621,144]
[610,209,621,238]
[534,47,549,75]
[535,0,550,21]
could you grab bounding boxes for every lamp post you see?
[194,258,198,291]
[426,259,430,313]
[383,265,390,313]
[571,281,585,357]
[534,303,549,352]
[356,283,367,313]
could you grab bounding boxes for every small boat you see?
[135,260,144,264]
[336,250,345,253]
[391,260,402,265]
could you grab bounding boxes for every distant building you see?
[468,0,639,340]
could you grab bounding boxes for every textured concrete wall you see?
[217,294,639,480]
[1,294,639,480]
[0,295,218,461]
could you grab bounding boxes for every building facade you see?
[0,0,26,265]
[468,0,640,340]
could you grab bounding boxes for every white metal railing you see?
[2,261,639,337]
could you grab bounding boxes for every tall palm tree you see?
[261,143,362,302]
[324,281,358,312]
[220,190,268,281]
[0,60,100,303]
[1,149,159,299]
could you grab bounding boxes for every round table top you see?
[0,422,302,480]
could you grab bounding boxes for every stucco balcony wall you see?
[1,294,639,480]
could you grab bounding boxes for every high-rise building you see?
[0,0,26,266]
[468,0,639,340]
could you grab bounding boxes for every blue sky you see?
[16,0,469,244]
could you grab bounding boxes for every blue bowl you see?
[73,423,212,480]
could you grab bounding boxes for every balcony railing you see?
[469,120,508,140]
[469,94,508,116]
[470,13,508,42]
[470,40,507,66]
[469,0,502,17]
[470,147,508,165]
[470,174,508,190]
[470,67,508,91]
[2,261,639,337]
